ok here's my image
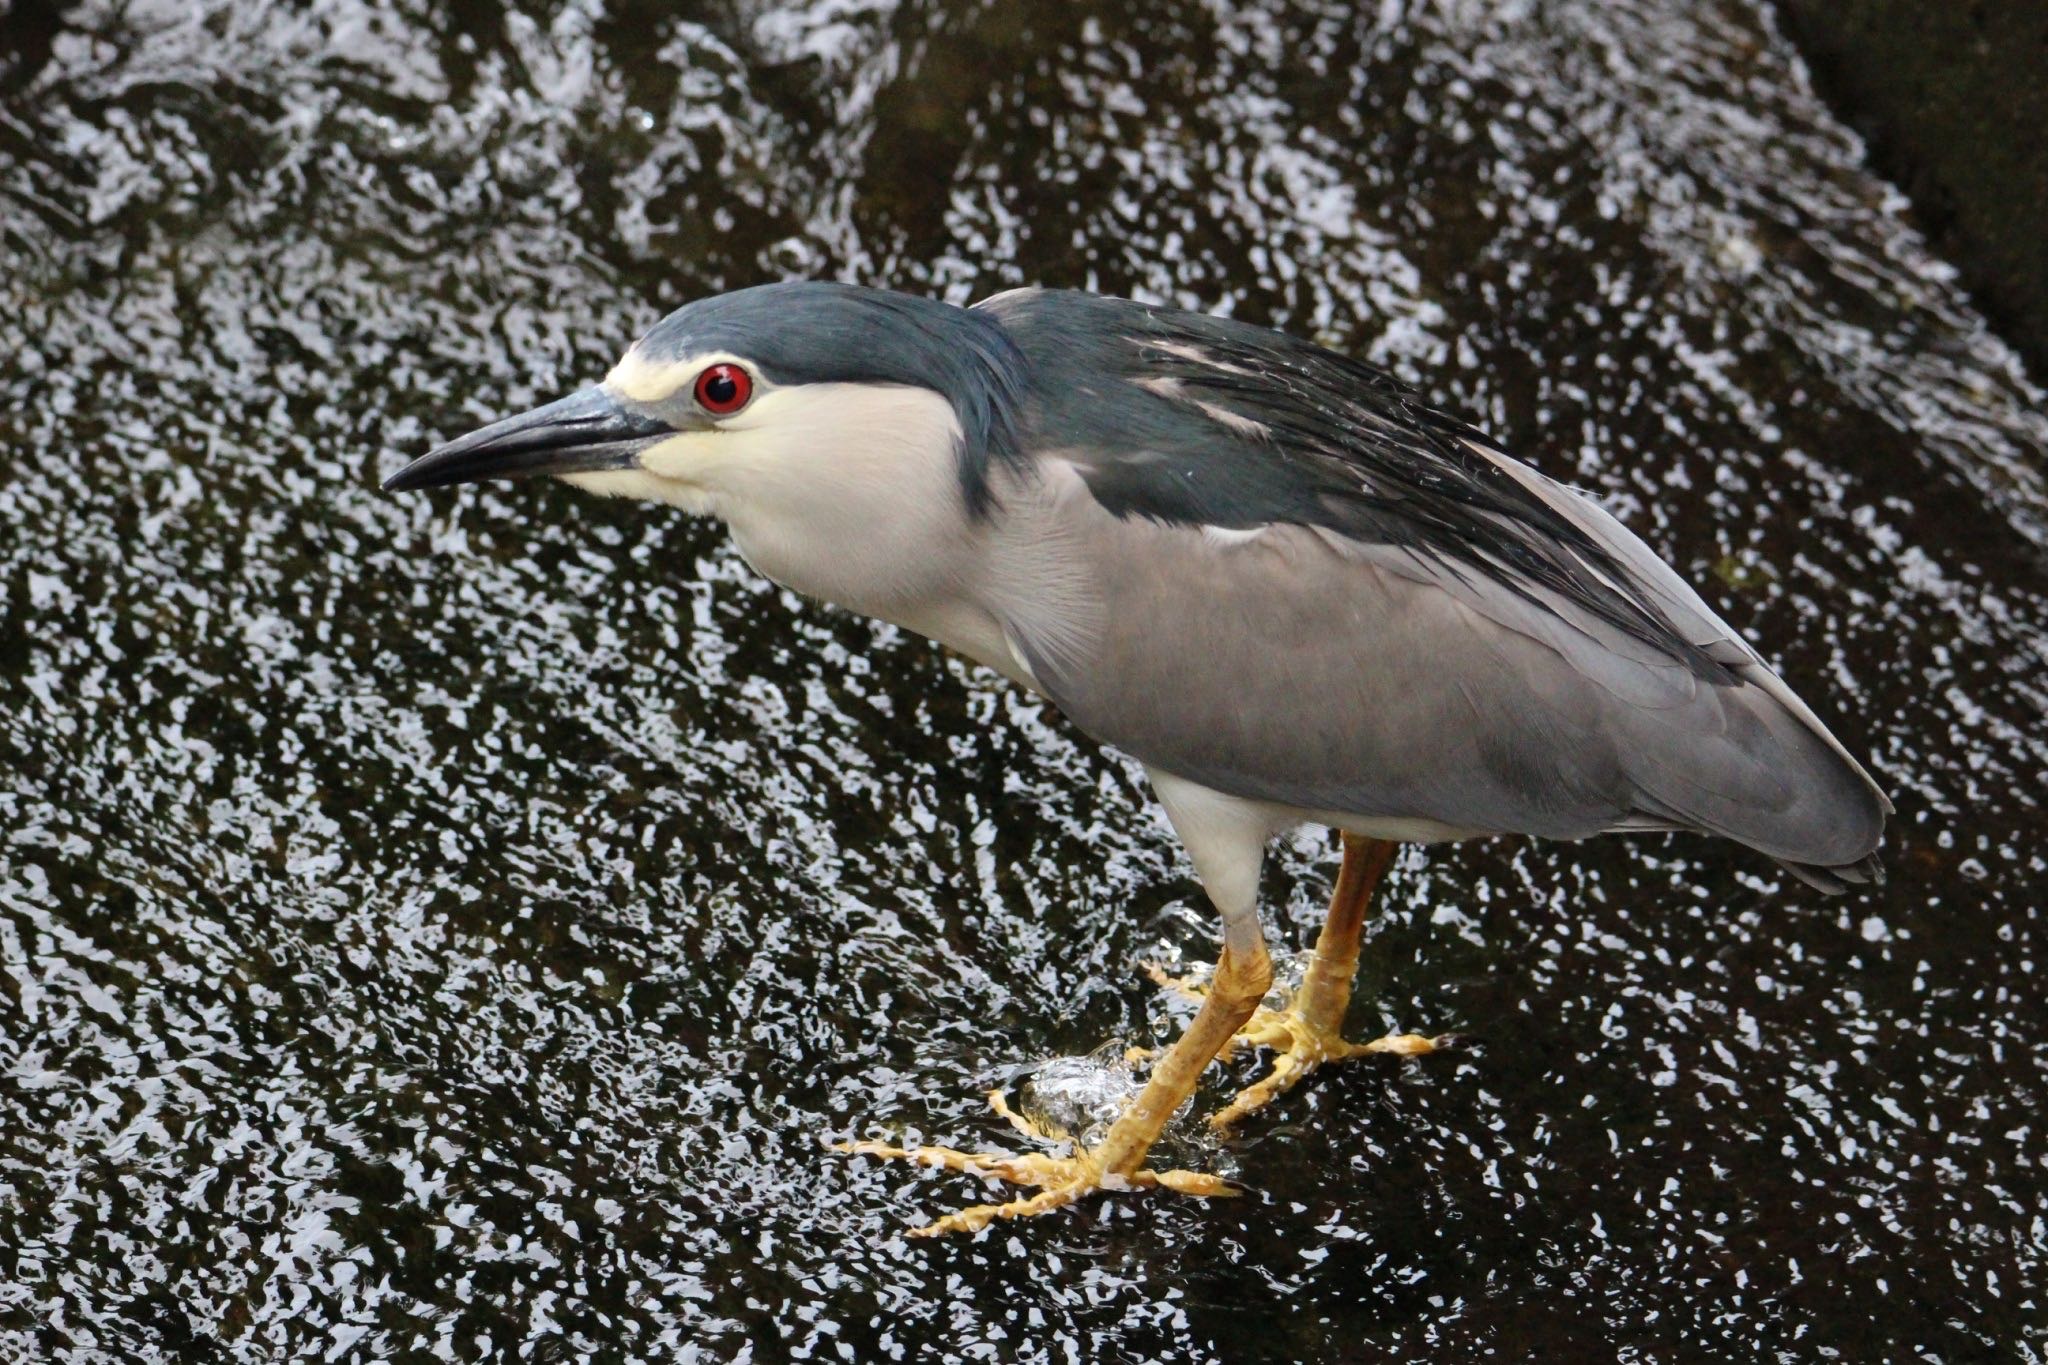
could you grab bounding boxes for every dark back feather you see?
[978,288,1735,683]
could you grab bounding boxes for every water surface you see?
[2,0,2045,1359]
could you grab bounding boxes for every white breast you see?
[641,382,1024,678]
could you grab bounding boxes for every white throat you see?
[561,382,1015,671]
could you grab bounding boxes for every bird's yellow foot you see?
[1146,963,1448,1130]
[833,1090,1238,1237]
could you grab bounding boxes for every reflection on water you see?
[2,0,2044,1358]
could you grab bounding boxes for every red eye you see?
[693,363,753,416]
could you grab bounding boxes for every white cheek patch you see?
[555,383,958,538]
[557,468,713,514]
[557,469,669,500]
[637,430,711,481]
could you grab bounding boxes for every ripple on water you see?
[1,0,2044,1360]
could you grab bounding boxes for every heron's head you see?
[383,282,1028,522]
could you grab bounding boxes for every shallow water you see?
[2,0,2045,1359]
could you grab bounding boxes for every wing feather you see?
[976,290,1889,881]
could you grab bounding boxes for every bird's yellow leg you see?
[1154,835,1447,1130]
[836,940,1273,1237]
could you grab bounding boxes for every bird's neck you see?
[658,384,1019,678]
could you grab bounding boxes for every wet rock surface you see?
[1781,0,2048,380]
[1,0,2044,1359]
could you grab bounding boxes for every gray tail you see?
[1622,652,1892,896]
[1774,850,1885,895]
[1623,689,1890,896]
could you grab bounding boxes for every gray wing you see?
[976,290,1890,888]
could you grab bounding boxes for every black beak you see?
[383,386,673,492]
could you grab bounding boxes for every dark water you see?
[2,0,2045,1359]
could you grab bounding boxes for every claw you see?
[1143,960,1212,1001]
[986,1087,1065,1142]
[844,945,1277,1235]
[834,1136,1238,1236]
[1145,957,1450,1129]
[1207,1016,1448,1130]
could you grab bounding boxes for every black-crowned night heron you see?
[384,281,1888,1236]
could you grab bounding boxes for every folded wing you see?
[978,289,1890,889]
